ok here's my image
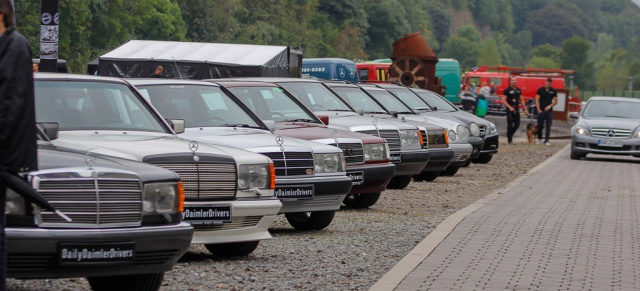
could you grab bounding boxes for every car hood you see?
[37,142,179,182]
[446,111,492,127]
[319,111,418,131]
[51,131,270,165]
[275,122,386,144]
[179,127,342,154]
[580,117,640,131]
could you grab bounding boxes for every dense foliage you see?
[13,0,640,90]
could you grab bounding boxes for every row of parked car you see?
[8,73,498,290]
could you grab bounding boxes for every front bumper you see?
[448,143,474,167]
[276,175,352,213]
[572,136,640,155]
[393,149,431,176]
[187,197,281,244]
[347,162,396,194]
[421,148,454,172]
[480,133,499,154]
[7,223,193,279]
[468,136,484,159]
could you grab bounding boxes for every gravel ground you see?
[7,139,569,291]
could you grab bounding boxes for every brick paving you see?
[395,153,640,290]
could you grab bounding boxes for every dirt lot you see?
[7,138,569,291]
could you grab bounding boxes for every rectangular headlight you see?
[143,183,179,214]
[238,164,270,190]
[363,143,388,161]
[5,189,26,215]
[314,153,343,173]
[400,130,421,146]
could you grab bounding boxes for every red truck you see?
[461,66,578,112]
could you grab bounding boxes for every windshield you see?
[228,86,319,123]
[583,100,640,119]
[388,88,432,111]
[278,82,353,112]
[414,91,458,112]
[331,87,388,114]
[136,85,262,129]
[366,89,415,114]
[35,81,167,132]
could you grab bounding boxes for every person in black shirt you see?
[501,78,529,144]
[151,65,164,78]
[535,78,557,145]
[0,0,38,288]
[461,86,476,112]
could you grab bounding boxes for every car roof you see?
[126,78,220,87]
[358,84,387,91]
[208,80,279,88]
[588,96,640,103]
[34,72,127,84]
[303,58,355,65]
[208,77,322,83]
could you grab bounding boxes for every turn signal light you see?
[177,181,185,213]
[443,129,449,145]
[269,164,276,189]
[418,130,425,146]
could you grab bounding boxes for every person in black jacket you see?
[0,0,38,287]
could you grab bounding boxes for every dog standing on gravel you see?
[526,123,538,144]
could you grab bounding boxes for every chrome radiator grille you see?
[591,128,632,138]
[261,152,314,176]
[358,130,401,152]
[331,143,364,165]
[152,163,237,200]
[479,126,486,136]
[36,178,142,228]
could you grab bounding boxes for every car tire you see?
[462,158,472,167]
[441,166,460,176]
[386,175,413,189]
[205,241,260,257]
[472,154,493,164]
[285,211,335,231]
[413,171,440,182]
[343,192,382,208]
[88,272,164,291]
[570,149,586,160]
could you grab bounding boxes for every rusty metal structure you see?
[388,32,445,95]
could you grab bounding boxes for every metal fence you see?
[580,91,640,101]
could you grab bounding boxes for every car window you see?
[387,88,432,110]
[35,81,166,132]
[137,85,261,128]
[414,91,457,112]
[228,86,319,122]
[583,100,640,119]
[331,87,387,114]
[278,82,353,112]
[366,89,414,114]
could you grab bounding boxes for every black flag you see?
[39,0,59,72]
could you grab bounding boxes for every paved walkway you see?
[372,146,640,290]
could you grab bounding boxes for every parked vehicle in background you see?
[211,80,396,209]
[34,73,281,257]
[410,88,499,164]
[356,63,391,83]
[302,58,359,83]
[214,78,430,190]
[435,59,461,104]
[7,127,193,291]
[130,79,356,226]
[570,97,640,160]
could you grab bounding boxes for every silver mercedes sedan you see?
[571,97,640,159]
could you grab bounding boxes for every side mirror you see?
[37,122,59,140]
[569,112,579,119]
[389,111,399,118]
[263,120,276,133]
[355,108,365,115]
[166,119,185,134]
[317,115,330,125]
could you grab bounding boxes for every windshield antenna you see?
[172,57,184,79]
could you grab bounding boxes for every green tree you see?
[364,0,411,59]
[477,38,501,66]
[456,25,481,43]
[588,33,614,63]
[177,0,242,43]
[527,57,559,69]
[532,44,561,64]
[526,2,588,46]
[507,30,533,61]
[135,0,186,41]
[561,36,594,89]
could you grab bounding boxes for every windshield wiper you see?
[223,123,261,128]
[327,109,353,112]
[286,118,318,123]
[364,111,388,114]
[604,115,629,118]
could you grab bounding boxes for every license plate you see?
[598,139,624,148]
[59,242,135,265]
[347,171,364,186]
[182,205,232,225]
[389,154,402,163]
[275,185,314,200]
